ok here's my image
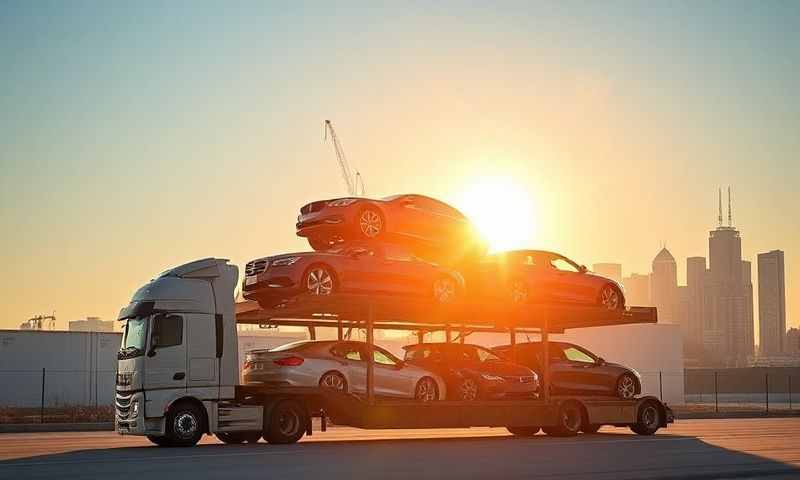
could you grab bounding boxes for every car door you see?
[144,313,187,392]
[543,343,574,394]
[381,244,433,296]
[330,342,367,394]
[372,346,415,398]
[388,195,428,240]
[545,256,586,303]
[560,344,606,394]
[340,245,383,294]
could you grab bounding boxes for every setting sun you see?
[454,177,537,253]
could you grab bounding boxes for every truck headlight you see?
[131,400,139,418]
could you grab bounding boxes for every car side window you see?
[333,343,363,361]
[373,348,397,366]
[551,258,580,273]
[563,346,595,364]
[405,347,430,361]
[151,314,183,349]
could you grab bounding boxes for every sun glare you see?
[455,178,536,253]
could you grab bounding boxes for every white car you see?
[243,340,446,401]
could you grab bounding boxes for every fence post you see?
[765,373,769,413]
[790,376,793,411]
[40,367,46,424]
[714,371,719,413]
[659,371,663,401]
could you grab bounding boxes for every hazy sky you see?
[1,1,798,339]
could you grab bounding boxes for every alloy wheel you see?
[459,378,479,401]
[174,412,199,440]
[510,280,528,304]
[359,210,383,238]
[415,378,438,401]
[433,278,457,303]
[600,285,620,310]
[320,373,346,392]
[618,375,636,399]
[277,410,301,437]
[641,405,658,429]
[306,267,334,295]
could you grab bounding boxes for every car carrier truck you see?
[115,258,673,447]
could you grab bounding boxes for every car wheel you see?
[432,276,458,304]
[509,279,528,304]
[599,284,623,310]
[165,402,205,447]
[581,424,602,434]
[304,265,335,296]
[616,373,637,399]
[319,371,347,393]
[265,400,307,444]
[630,400,662,435]
[358,208,383,239]
[457,377,479,401]
[507,426,540,436]
[544,401,583,437]
[414,377,439,401]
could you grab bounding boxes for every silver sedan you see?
[243,340,445,401]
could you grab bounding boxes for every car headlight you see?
[271,257,300,267]
[131,400,139,418]
[327,198,358,207]
[480,374,504,382]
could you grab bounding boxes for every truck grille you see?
[300,201,327,214]
[245,259,268,276]
[116,372,132,386]
[115,391,133,418]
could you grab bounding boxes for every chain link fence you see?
[1,368,798,424]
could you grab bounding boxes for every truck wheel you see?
[545,401,583,437]
[630,400,662,435]
[165,402,205,447]
[507,426,540,437]
[146,435,171,447]
[265,400,307,444]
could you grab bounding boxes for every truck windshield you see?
[119,316,149,359]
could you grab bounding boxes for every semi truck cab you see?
[115,258,262,446]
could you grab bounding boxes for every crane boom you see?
[324,120,363,196]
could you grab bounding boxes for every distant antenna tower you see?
[717,188,723,227]
[727,186,732,227]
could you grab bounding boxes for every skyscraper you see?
[593,263,622,285]
[651,248,677,324]
[705,188,752,366]
[758,250,786,356]
[686,256,707,359]
[622,273,650,307]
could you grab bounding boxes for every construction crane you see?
[21,313,56,330]
[324,120,364,196]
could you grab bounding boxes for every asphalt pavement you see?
[1,418,799,479]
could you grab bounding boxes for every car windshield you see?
[457,346,502,363]
[119,316,148,358]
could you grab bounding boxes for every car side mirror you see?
[597,357,605,366]
[579,265,588,273]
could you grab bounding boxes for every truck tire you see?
[217,431,262,444]
[544,401,583,437]
[146,435,171,447]
[507,426,540,437]
[165,401,206,447]
[264,400,307,444]
[630,400,662,435]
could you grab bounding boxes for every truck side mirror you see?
[147,347,157,358]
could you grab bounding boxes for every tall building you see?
[704,188,752,366]
[651,248,677,324]
[686,257,707,342]
[741,260,755,360]
[758,250,786,355]
[593,263,622,285]
[622,273,650,307]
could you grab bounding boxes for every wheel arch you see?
[166,396,210,433]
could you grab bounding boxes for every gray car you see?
[243,340,446,401]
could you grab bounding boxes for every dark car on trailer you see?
[403,343,539,401]
[493,341,642,399]
[242,243,464,309]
